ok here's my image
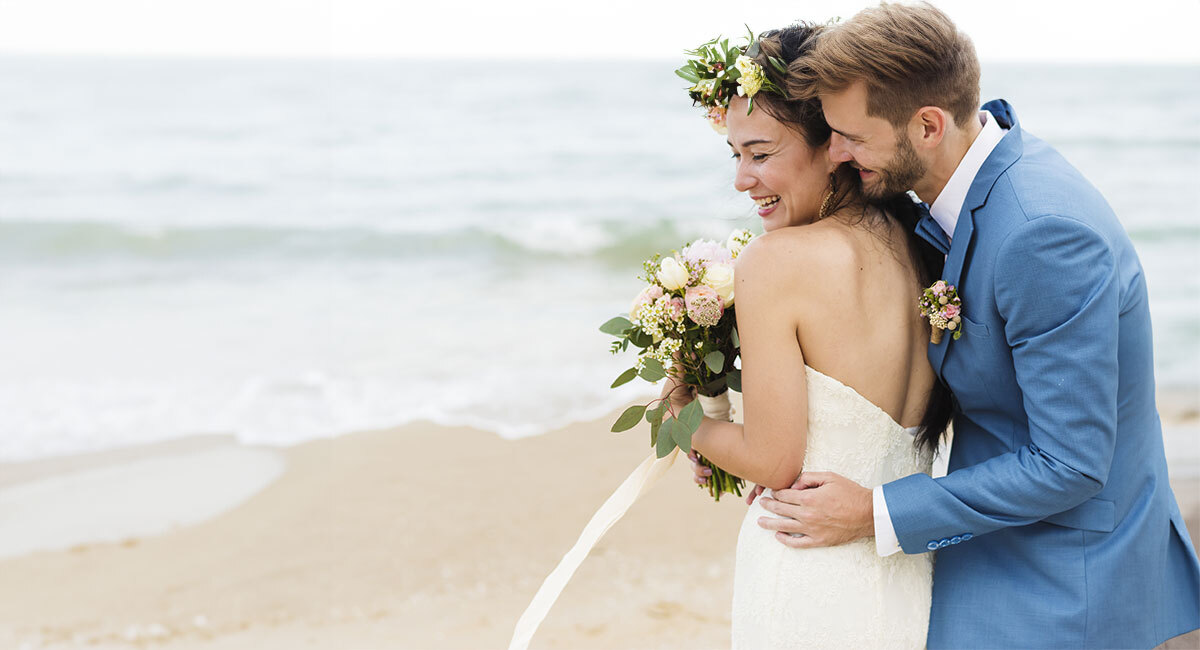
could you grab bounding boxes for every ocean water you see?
[0,56,1196,461]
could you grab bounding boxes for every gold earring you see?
[818,173,837,220]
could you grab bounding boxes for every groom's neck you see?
[915,114,984,205]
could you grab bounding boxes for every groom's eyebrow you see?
[830,127,863,141]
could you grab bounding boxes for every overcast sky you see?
[1,0,1197,63]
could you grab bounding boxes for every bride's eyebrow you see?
[726,138,772,148]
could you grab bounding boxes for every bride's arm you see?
[690,234,811,491]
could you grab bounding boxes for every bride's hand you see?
[687,450,712,485]
[745,484,766,505]
[658,373,695,414]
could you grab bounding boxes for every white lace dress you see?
[731,366,934,649]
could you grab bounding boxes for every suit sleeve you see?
[882,215,1119,554]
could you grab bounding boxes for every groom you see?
[755,3,1200,648]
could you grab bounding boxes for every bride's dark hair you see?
[750,23,955,454]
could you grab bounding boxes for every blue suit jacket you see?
[885,99,1200,649]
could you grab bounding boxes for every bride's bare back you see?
[740,211,935,430]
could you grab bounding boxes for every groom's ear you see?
[910,106,949,150]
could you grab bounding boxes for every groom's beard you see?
[861,133,927,201]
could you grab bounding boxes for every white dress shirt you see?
[871,110,1008,557]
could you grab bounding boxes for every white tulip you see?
[657,256,689,291]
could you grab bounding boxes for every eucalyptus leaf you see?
[639,358,666,382]
[702,376,727,395]
[674,400,703,452]
[726,368,742,392]
[629,330,653,349]
[611,404,647,433]
[599,316,632,336]
[675,67,700,83]
[704,350,725,374]
[610,367,638,388]
[677,399,703,433]
[731,326,740,348]
[672,416,694,453]
[656,417,677,458]
[645,402,667,425]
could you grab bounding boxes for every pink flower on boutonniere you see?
[919,282,964,344]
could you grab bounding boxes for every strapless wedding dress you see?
[731,365,933,649]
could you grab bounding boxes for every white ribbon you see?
[508,447,680,650]
[508,390,731,649]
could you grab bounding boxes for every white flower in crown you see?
[689,78,719,100]
[734,56,765,98]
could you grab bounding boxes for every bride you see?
[662,24,952,648]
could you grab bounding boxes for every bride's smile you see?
[725,95,837,231]
[751,194,780,217]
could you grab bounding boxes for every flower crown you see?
[675,26,788,134]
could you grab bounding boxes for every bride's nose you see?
[733,161,756,193]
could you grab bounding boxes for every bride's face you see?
[726,96,835,232]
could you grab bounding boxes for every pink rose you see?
[658,295,686,323]
[931,280,947,294]
[942,304,960,319]
[630,285,664,321]
[685,285,723,327]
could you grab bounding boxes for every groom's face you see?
[821,82,927,201]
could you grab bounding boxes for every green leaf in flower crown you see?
[610,367,638,388]
[656,417,677,458]
[611,404,647,432]
[731,326,740,348]
[600,316,633,336]
[726,368,742,392]
[639,358,666,382]
[746,40,760,58]
[675,66,700,83]
[704,350,725,374]
[768,56,787,75]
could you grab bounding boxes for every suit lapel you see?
[929,99,1024,379]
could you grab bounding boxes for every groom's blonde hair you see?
[795,2,980,129]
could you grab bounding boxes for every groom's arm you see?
[882,215,1120,553]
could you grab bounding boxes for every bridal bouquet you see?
[599,229,754,500]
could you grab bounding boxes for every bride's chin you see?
[759,207,784,232]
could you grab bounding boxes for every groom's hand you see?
[756,471,874,548]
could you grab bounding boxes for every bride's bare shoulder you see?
[735,224,858,289]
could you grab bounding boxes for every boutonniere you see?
[919,280,963,344]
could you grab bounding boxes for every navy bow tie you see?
[913,202,951,255]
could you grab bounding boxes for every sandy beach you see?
[0,394,1196,649]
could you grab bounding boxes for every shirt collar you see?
[928,110,1007,238]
